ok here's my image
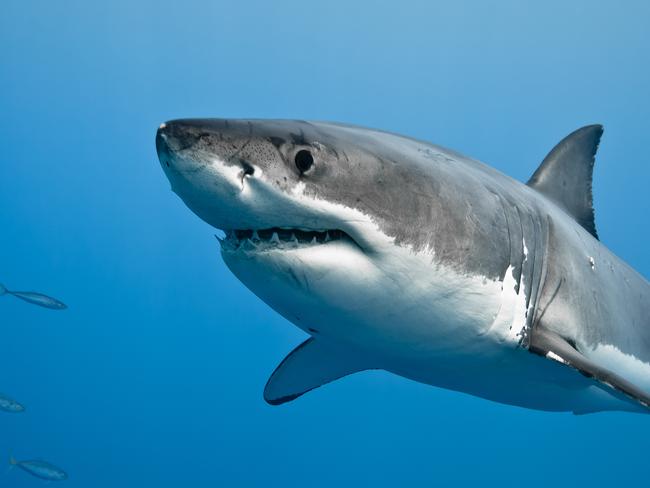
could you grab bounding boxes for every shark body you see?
[156,119,650,414]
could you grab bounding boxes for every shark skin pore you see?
[156,119,650,414]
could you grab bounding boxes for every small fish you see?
[0,283,67,310]
[9,455,68,481]
[0,393,25,413]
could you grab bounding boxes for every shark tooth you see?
[241,239,257,251]
[324,232,331,242]
[252,230,260,241]
[311,236,317,245]
[270,232,280,244]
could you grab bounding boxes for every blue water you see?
[1,1,649,486]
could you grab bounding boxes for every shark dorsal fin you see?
[527,125,603,239]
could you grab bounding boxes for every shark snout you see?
[155,120,202,171]
[156,123,172,168]
[155,119,256,175]
[155,119,277,231]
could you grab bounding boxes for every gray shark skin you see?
[156,119,650,414]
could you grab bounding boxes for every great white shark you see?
[156,119,650,414]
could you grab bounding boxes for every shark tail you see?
[0,284,6,296]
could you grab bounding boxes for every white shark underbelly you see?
[222,230,645,413]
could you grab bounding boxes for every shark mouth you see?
[218,228,355,252]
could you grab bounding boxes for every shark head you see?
[156,119,390,252]
[156,119,512,355]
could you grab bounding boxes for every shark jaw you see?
[217,222,391,347]
[204,176,387,328]
[218,228,355,253]
[217,225,375,333]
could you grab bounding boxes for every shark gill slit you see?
[509,200,524,293]
[501,199,547,347]
[492,191,513,283]
[523,208,548,347]
[528,215,551,336]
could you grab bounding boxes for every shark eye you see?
[294,150,314,173]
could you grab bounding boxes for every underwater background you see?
[1,0,649,486]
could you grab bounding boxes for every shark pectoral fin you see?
[529,327,650,411]
[527,125,602,239]
[264,338,371,405]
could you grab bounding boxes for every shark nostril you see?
[242,162,255,176]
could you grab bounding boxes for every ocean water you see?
[1,0,649,486]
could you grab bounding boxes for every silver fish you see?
[0,393,25,413]
[0,283,67,310]
[10,455,68,481]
